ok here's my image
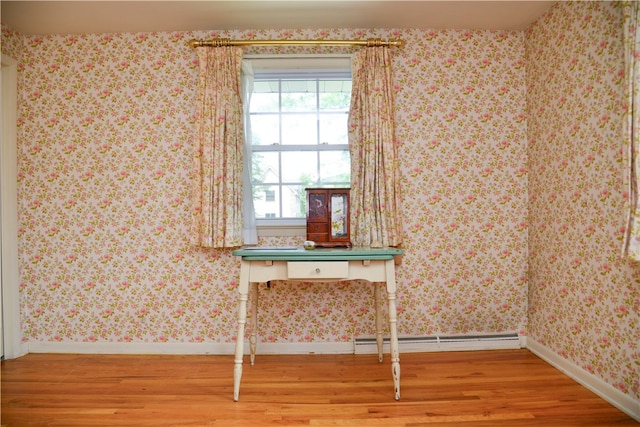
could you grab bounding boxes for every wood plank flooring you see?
[1,349,637,426]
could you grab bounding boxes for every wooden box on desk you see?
[305,188,351,247]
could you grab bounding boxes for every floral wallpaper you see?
[527,2,639,400]
[0,0,636,405]
[1,25,21,59]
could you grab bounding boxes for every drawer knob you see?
[315,268,321,273]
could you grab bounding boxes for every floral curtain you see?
[241,60,258,245]
[348,46,403,248]
[622,1,640,260]
[191,46,245,248]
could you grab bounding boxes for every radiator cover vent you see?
[354,333,522,354]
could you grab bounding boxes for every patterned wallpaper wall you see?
[526,2,638,400]
[1,0,636,403]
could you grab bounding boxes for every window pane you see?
[319,113,349,144]
[282,114,317,145]
[251,87,279,112]
[252,151,279,184]
[250,114,280,146]
[319,150,350,184]
[281,80,317,112]
[253,184,280,219]
[282,151,318,183]
[319,87,351,111]
[281,184,306,218]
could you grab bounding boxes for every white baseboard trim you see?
[27,341,236,355]
[2,343,29,360]
[256,341,354,354]
[27,336,523,357]
[526,338,639,422]
[25,341,354,356]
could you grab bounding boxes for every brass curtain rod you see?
[188,38,404,48]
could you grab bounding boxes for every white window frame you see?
[245,55,352,236]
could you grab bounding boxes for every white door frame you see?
[1,53,24,359]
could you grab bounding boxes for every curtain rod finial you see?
[188,38,233,48]
[366,38,405,48]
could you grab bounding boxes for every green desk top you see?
[232,246,404,261]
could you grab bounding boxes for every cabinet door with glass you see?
[305,188,350,247]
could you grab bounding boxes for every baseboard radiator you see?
[354,333,523,354]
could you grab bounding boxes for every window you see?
[248,57,352,224]
[264,189,275,202]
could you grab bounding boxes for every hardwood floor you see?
[1,349,636,426]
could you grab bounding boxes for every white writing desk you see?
[231,246,404,402]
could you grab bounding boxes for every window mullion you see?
[278,151,284,219]
[278,79,284,219]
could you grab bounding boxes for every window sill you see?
[257,221,306,238]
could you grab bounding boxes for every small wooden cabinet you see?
[305,188,351,247]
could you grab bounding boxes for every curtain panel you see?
[348,46,403,248]
[241,60,258,245]
[622,1,640,260]
[191,46,245,249]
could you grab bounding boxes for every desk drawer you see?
[307,232,328,242]
[307,223,329,233]
[287,261,349,279]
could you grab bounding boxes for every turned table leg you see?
[249,282,258,365]
[385,259,401,400]
[233,260,250,402]
[375,282,384,363]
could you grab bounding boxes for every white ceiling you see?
[1,1,556,36]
